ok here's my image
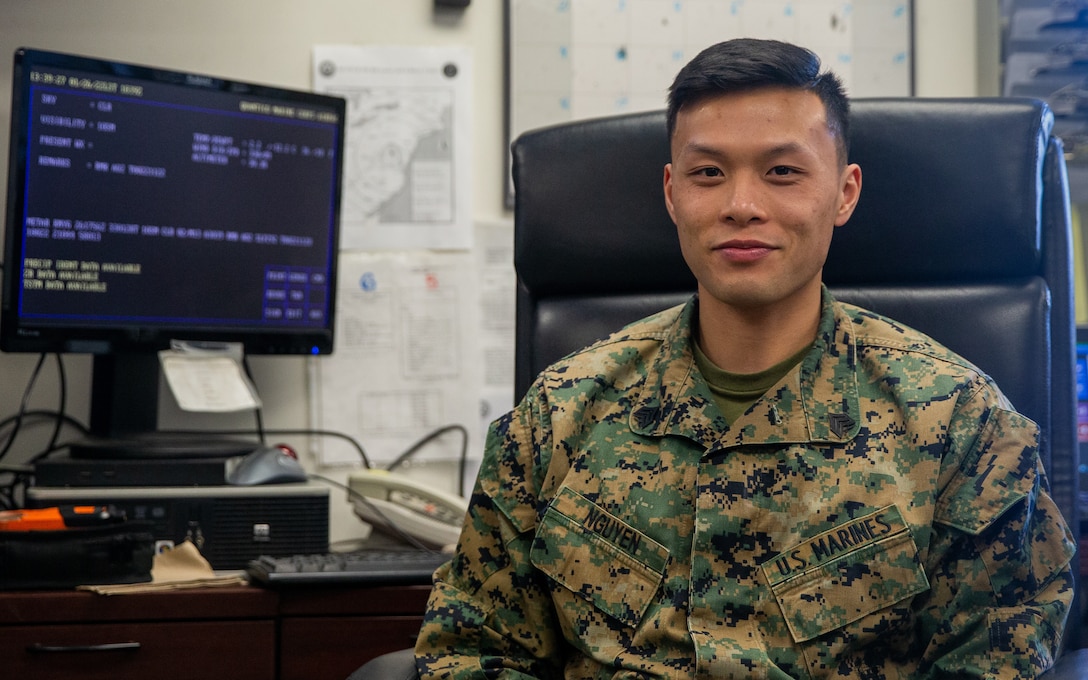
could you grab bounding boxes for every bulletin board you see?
[504,0,915,206]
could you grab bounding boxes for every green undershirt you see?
[692,340,809,425]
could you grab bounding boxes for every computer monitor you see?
[1,48,346,456]
[1078,331,1088,460]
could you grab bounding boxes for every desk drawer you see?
[280,615,424,680]
[4,620,275,680]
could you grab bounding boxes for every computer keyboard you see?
[246,548,448,586]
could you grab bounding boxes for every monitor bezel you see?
[1,47,346,358]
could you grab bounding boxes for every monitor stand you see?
[68,433,258,460]
[71,354,259,460]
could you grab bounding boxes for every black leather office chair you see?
[348,98,1086,679]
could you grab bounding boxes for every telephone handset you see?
[347,469,468,548]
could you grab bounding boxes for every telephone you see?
[347,469,468,548]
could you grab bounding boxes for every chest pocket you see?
[763,505,930,643]
[531,487,669,629]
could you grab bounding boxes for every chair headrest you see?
[828,98,1051,285]
[513,109,684,297]
[512,98,1054,294]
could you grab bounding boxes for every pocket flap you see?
[935,407,1040,535]
[764,505,930,642]
[531,487,668,628]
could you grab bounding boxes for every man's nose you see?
[720,174,766,225]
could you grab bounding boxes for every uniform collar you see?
[629,287,862,450]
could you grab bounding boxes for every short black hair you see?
[667,39,850,164]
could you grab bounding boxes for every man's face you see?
[664,87,861,314]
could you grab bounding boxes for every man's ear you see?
[835,163,862,227]
[663,163,677,223]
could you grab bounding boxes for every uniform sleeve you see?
[414,385,567,680]
[919,383,1076,678]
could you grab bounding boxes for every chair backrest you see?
[511,98,1078,559]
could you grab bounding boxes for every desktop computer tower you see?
[26,483,329,570]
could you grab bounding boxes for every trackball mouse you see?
[226,444,308,485]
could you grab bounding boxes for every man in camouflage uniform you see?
[415,38,1076,678]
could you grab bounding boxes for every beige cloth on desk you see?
[77,539,247,595]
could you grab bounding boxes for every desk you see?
[0,583,432,680]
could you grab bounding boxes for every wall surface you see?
[0,0,986,544]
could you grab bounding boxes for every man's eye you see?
[696,167,723,177]
[770,166,796,176]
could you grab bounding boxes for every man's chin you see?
[698,280,822,313]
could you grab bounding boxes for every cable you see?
[0,353,48,462]
[153,427,374,469]
[5,411,92,466]
[0,408,90,509]
[0,354,77,464]
[45,354,67,454]
[384,423,470,494]
[0,351,77,508]
[241,355,267,445]
[0,410,89,439]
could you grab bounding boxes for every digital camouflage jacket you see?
[416,290,1075,679]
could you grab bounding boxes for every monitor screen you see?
[1078,337,1088,447]
[1,48,345,451]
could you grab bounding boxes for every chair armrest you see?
[1044,649,1088,680]
[345,648,418,680]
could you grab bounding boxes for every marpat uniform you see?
[416,288,1075,679]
